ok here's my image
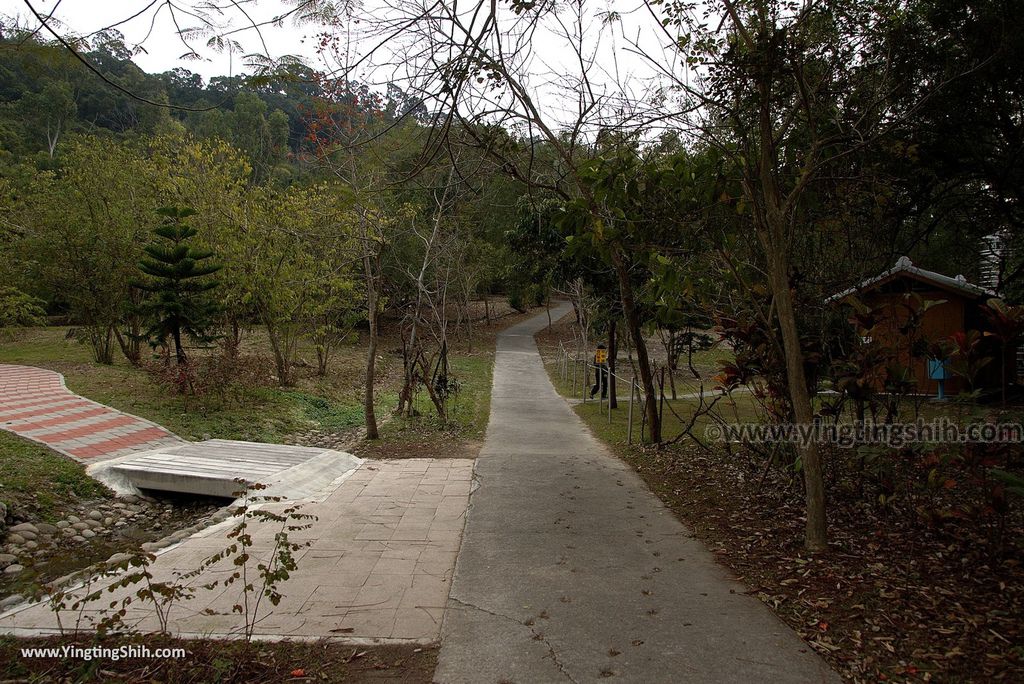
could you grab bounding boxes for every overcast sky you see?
[1,0,321,79]
[2,0,681,133]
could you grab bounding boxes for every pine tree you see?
[137,206,221,366]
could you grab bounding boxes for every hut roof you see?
[825,257,996,304]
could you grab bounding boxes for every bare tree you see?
[348,0,667,440]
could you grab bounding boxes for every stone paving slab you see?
[0,364,183,462]
[0,458,473,643]
[435,303,839,683]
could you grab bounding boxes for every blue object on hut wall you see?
[928,358,949,399]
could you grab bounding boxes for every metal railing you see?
[556,342,642,444]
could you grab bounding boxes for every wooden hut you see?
[826,257,1012,397]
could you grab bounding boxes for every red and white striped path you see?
[0,364,184,463]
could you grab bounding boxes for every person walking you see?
[590,343,608,399]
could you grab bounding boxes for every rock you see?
[87,510,103,521]
[0,593,23,610]
[106,553,132,565]
[10,523,37,535]
[85,520,102,530]
[67,515,80,524]
[56,521,70,529]
[6,534,25,545]
[71,522,89,532]
[0,501,7,523]
[24,541,38,550]
[3,564,24,576]
[60,528,75,536]
[16,530,37,541]
[36,523,57,535]
[80,529,96,539]
[47,573,77,589]
[71,535,86,544]
[121,495,139,504]
[104,517,113,527]
[0,553,16,568]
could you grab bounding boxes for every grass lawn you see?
[0,431,111,523]
[543,346,760,447]
[1,301,536,453]
[353,351,497,459]
[0,327,397,443]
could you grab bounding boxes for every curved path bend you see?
[437,303,838,683]
[0,364,183,462]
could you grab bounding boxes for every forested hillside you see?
[0,27,425,175]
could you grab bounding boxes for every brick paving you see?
[0,364,184,462]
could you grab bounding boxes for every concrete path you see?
[0,459,472,642]
[0,364,182,462]
[436,303,837,683]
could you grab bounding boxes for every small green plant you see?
[40,481,315,644]
[990,468,1024,498]
[221,480,316,642]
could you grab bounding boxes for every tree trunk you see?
[363,230,380,440]
[113,327,141,366]
[90,325,115,365]
[316,342,329,377]
[224,317,242,359]
[745,53,829,550]
[611,250,660,442]
[764,244,828,552]
[265,322,291,386]
[399,175,447,416]
[609,320,617,409]
[172,325,187,366]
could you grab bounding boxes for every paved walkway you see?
[436,304,838,683]
[0,364,182,462]
[0,459,472,641]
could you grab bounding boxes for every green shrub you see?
[0,286,46,329]
[507,288,527,313]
